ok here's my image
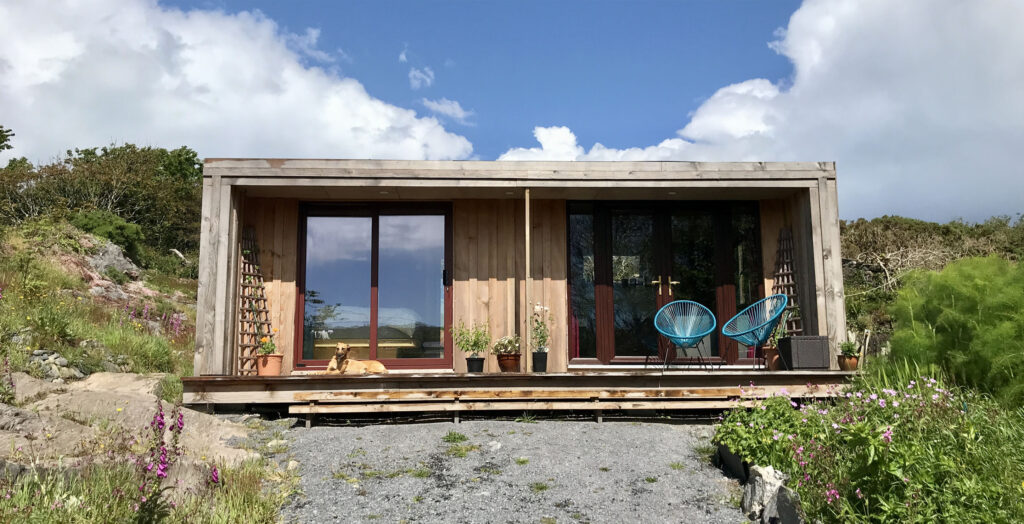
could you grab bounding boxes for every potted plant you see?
[255,328,282,376]
[452,321,490,372]
[763,311,790,371]
[530,304,551,373]
[492,335,522,372]
[838,340,860,371]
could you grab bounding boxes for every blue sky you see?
[169,0,800,159]
[1,0,1022,221]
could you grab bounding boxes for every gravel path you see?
[281,420,743,523]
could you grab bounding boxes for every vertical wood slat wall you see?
[244,198,298,374]
[452,199,568,373]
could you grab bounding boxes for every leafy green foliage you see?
[451,320,491,357]
[72,209,144,262]
[0,125,12,152]
[714,374,1024,522]
[890,256,1024,405]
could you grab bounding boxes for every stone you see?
[763,486,805,524]
[286,460,300,472]
[71,368,86,380]
[55,358,68,367]
[52,378,65,384]
[87,240,141,280]
[32,350,48,357]
[742,465,789,521]
[101,361,121,373]
[59,368,74,379]
[267,439,288,448]
[88,284,128,302]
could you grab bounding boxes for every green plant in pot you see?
[763,310,791,371]
[256,328,282,376]
[452,320,490,373]
[530,304,551,372]
[838,340,860,371]
[492,334,522,373]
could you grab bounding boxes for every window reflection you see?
[568,210,596,358]
[303,216,371,360]
[378,215,445,359]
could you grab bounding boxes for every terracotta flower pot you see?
[764,347,782,371]
[838,355,859,371]
[256,354,283,376]
[496,354,521,372]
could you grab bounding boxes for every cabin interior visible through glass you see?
[296,200,764,369]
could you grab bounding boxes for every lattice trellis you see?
[236,226,273,375]
[771,227,804,336]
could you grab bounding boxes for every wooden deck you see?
[182,370,853,425]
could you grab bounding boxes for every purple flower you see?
[210,466,220,485]
[881,427,893,444]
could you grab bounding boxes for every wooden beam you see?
[288,399,760,415]
[523,188,531,358]
[194,177,220,375]
[818,176,847,362]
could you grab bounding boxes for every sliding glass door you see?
[568,201,763,365]
[297,204,452,369]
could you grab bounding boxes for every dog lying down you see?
[321,342,387,375]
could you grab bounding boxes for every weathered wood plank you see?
[819,176,846,366]
[194,177,220,375]
[287,400,758,414]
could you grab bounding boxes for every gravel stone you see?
[281,420,741,523]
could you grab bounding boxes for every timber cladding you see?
[452,199,568,373]
[243,197,299,374]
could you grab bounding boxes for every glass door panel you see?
[568,210,598,359]
[302,216,372,361]
[377,215,445,359]
[610,213,659,357]
[669,212,718,358]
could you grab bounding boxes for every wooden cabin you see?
[184,160,849,417]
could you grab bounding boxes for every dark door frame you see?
[294,202,454,370]
[567,201,764,366]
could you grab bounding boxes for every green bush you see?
[889,256,1024,405]
[714,372,1024,522]
[71,209,144,262]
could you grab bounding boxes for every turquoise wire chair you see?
[721,294,789,369]
[654,300,717,370]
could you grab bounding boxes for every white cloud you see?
[0,1,472,163]
[421,97,474,125]
[500,0,1024,221]
[398,45,408,63]
[408,67,434,90]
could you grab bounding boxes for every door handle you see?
[668,280,681,296]
[650,277,663,295]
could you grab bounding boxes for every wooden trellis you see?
[236,226,273,375]
[771,227,804,336]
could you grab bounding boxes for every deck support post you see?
[592,398,602,423]
[306,402,314,428]
[454,397,461,424]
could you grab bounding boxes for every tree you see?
[0,125,12,152]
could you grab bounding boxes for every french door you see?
[568,201,763,365]
[295,203,453,369]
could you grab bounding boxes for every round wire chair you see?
[721,294,789,369]
[654,300,717,370]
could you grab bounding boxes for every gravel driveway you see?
[281,419,743,523]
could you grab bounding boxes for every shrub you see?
[713,374,1024,522]
[71,209,144,262]
[889,256,1024,405]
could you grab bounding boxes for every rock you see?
[267,439,288,448]
[287,460,300,471]
[32,350,48,357]
[88,284,128,301]
[72,372,164,397]
[52,378,64,385]
[71,368,86,380]
[101,361,121,373]
[59,368,75,380]
[742,465,789,521]
[763,486,805,524]
[487,441,501,452]
[10,373,64,404]
[55,358,68,367]
[87,240,140,280]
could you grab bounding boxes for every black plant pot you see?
[717,443,750,483]
[778,336,830,370]
[532,352,548,373]
[466,356,484,373]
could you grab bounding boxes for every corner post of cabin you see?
[194,174,221,375]
[818,167,847,367]
[523,187,531,371]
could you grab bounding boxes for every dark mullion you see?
[714,208,739,364]
[369,214,379,361]
[593,206,614,364]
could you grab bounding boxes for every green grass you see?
[514,412,537,423]
[529,482,550,493]
[0,458,289,523]
[668,461,686,471]
[441,431,468,443]
[409,467,431,478]
[644,477,657,483]
[445,444,479,458]
[514,457,529,466]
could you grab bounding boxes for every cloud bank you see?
[0,0,472,163]
[500,0,1024,221]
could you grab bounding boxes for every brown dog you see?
[322,343,387,375]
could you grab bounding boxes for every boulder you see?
[742,465,788,521]
[763,486,805,524]
[88,283,129,301]
[87,240,140,280]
